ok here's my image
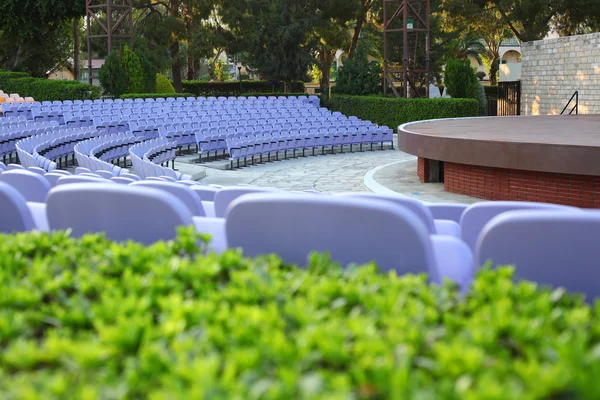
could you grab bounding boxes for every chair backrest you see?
[56,175,114,186]
[476,210,600,301]
[27,167,47,176]
[96,170,115,179]
[6,164,26,171]
[44,172,68,187]
[225,194,438,278]
[214,187,279,218]
[339,193,435,233]
[111,177,136,185]
[75,167,92,175]
[131,181,206,217]
[190,186,218,202]
[0,170,51,202]
[0,182,36,233]
[461,201,578,252]
[46,183,193,244]
[120,173,141,181]
[427,203,470,224]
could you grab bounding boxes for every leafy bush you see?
[327,95,479,128]
[333,45,382,96]
[120,93,194,100]
[181,80,305,97]
[484,85,498,99]
[136,51,158,93]
[99,50,127,97]
[0,73,99,101]
[121,45,144,94]
[0,229,599,398]
[444,59,479,99]
[214,60,232,82]
[156,74,176,94]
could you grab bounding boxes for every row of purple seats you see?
[0,178,596,299]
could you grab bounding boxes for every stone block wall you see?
[521,33,600,115]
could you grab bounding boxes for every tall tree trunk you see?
[348,14,365,59]
[186,56,196,80]
[319,49,335,103]
[171,42,183,92]
[489,56,499,85]
[73,17,80,81]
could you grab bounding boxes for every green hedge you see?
[181,80,305,96]
[0,229,599,398]
[121,92,306,100]
[120,93,195,100]
[327,95,480,128]
[0,72,100,101]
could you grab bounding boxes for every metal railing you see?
[561,91,579,115]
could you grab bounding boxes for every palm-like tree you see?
[445,31,487,65]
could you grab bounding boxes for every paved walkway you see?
[178,138,478,203]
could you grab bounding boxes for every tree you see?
[444,59,478,99]
[348,0,379,59]
[136,50,158,93]
[472,0,600,42]
[334,44,381,95]
[99,50,127,97]
[121,45,145,93]
[156,73,176,93]
[220,0,316,92]
[0,0,84,75]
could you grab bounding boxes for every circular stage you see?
[398,115,600,208]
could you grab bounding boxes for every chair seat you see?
[434,219,461,238]
[27,202,49,232]
[430,235,474,291]
[193,216,227,253]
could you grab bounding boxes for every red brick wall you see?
[444,162,600,208]
[418,157,429,183]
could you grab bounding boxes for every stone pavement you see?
[176,138,479,203]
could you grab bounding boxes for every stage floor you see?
[398,115,600,176]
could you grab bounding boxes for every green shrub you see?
[0,74,99,101]
[99,49,127,97]
[121,45,144,94]
[120,93,194,100]
[181,80,305,97]
[0,229,599,398]
[136,51,157,93]
[156,73,176,94]
[333,44,382,96]
[327,95,479,128]
[214,60,232,82]
[484,85,498,99]
[240,92,307,97]
[444,59,479,99]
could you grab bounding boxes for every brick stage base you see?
[418,157,600,208]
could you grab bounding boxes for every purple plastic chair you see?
[461,201,579,252]
[427,203,469,224]
[477,210,600,300]
[190,186,218,201]
[0,182,37,233]
[131,181,206,217]
[57,175,115,186]
[96,170,115,179]
[111,177,136,185]
[226,194,473,289]
[214,187,279,218]
[120,173,141,181]
[0,170,51,203]
[27,167,47,176]
[75,167,92,175]
[47,183,193,245]
[44,172,68,187]
[340,193,461,238]
[6,164,26,171]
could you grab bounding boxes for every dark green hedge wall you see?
[326,95,480,128]
[181,80,305,96]
[0,72,99,101]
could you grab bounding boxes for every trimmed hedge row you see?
[0,229,599,398]
[0,72,100,101]
[181,80,305,97]
[120,92,306,100]
[327,95,480,128]
[120,93,195,100]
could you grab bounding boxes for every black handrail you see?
[561,91,578,115]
